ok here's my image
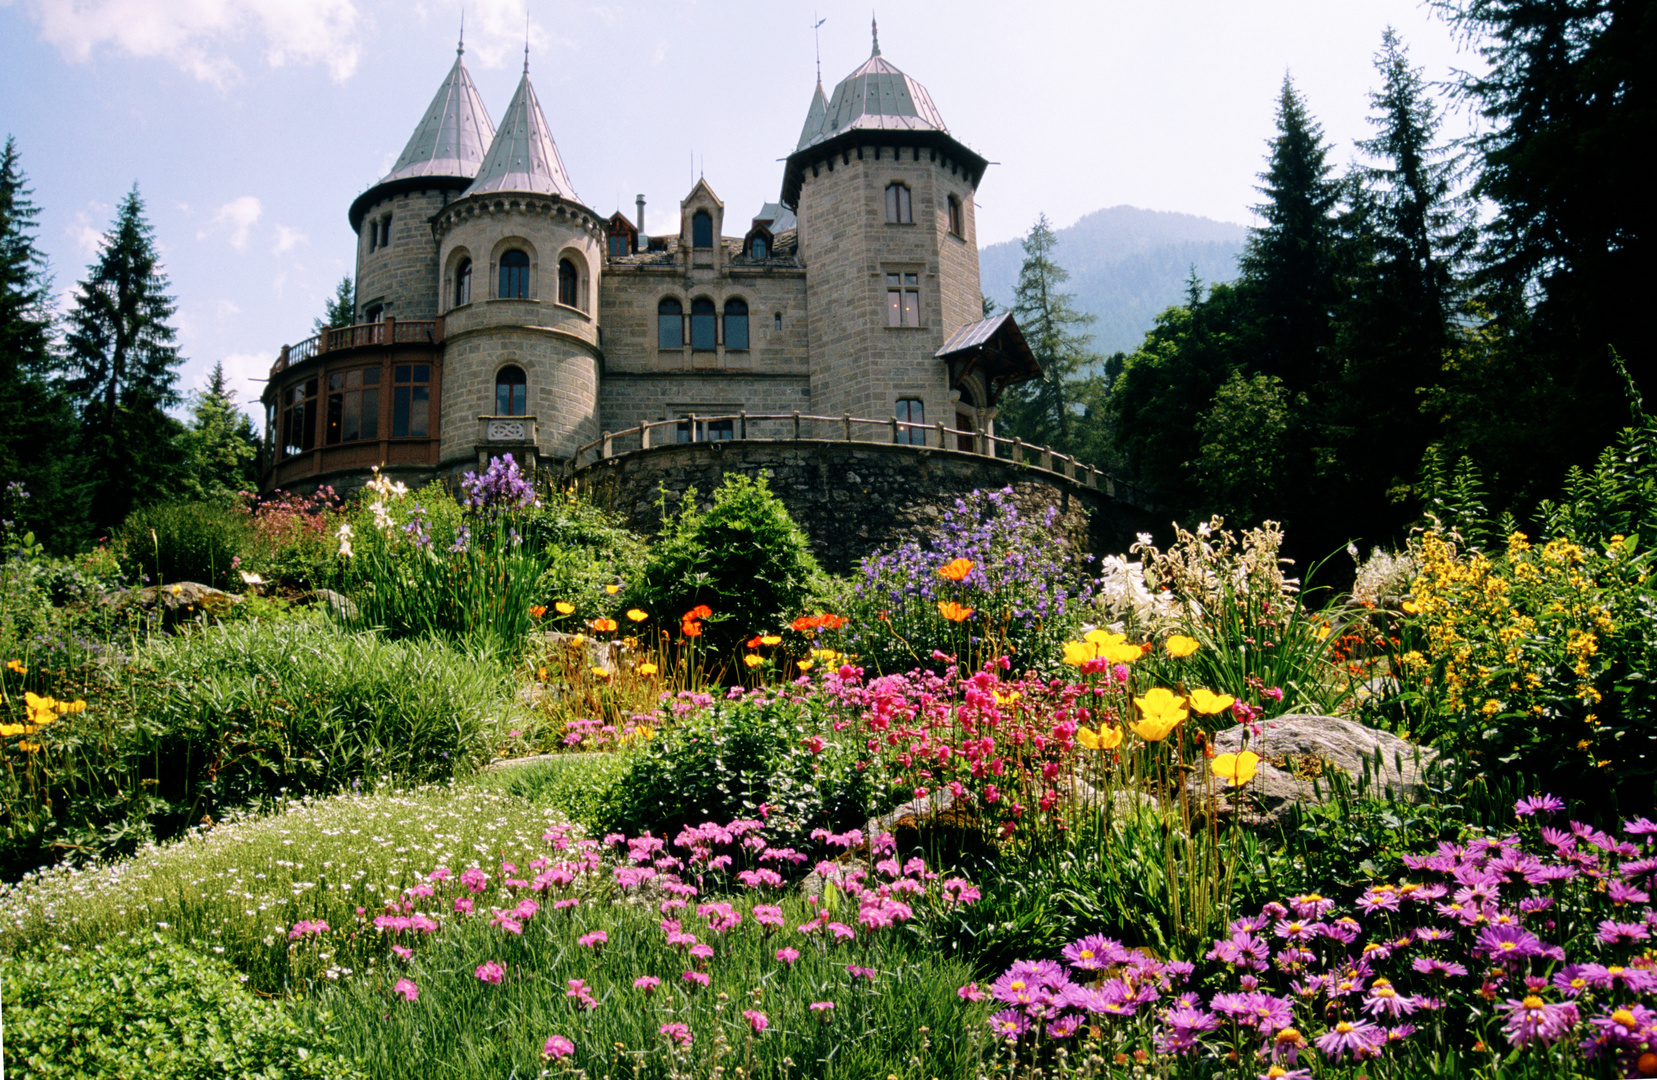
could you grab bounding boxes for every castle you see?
[259,25,1039,493]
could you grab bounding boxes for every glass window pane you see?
[327,391,344,445]
[692,211,713,248]
[363,367,381,385]
[412,365,429,383]
[395,365,411,383]
[408,386,429,437]
[903,292,920,326]
[361,388,379,440]
[887,290,902,326]
[393,387,409,436]
[328,372,346,391]
[885,185,898,222]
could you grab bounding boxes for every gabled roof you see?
[797,51,948,151]
[465,72,578,199]
[937,312,1042,405]
[681,177,722,208]
[383,48,495,183]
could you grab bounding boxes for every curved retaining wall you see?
[567,439,1158,574]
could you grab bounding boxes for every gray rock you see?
[1199,715,1438,830]
[105,581,242,624]
[311,588,359,621]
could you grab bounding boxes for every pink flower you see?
[683,970,711,988]
[742,1009,770,1033]
[776,947,801,966]
[810,1001,836,1022]
[394,978,419,1002]
[578,930,608,949]
[454,896,475,915]
[633,974,661,996]
[475,961,505,984]
[391,945,414,961]
[566,979,598,1009]
[659,1022,693,1048]
[958,982,986,1002]
[542,1034,574,1061]
[752,904,786,928]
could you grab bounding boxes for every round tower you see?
[348,41,496,323]
[782,25,990,438]
[431,62,604,473]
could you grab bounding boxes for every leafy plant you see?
[113,499,250,591]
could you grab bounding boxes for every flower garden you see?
[4,418,1657,1079]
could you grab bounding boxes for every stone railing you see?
[272,317,444,376]
[566,411,1150,508]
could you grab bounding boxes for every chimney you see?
[635,194,647,243]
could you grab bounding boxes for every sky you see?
[0,0,1486,426]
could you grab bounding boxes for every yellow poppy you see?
[760,634,782,646]
[795,660,814,672]
[1103,641,1145,664]
[589,666,612,680]
[567,634,587,646]
[5,660,24,674]
[1130,687,1188,742]
[1188,688,1237,715]
[1062,640,1097,666]
[591,618,619,633]
[1076,724,1124,751]
[626,609,649,622]
[937,601,973,622]
[1212,751,1260,787]
[554,601,576,615]
[1401,600,1422,615]
[1165,635,1199,658]
[637,662,659,675]
[994,690,1022,706]
[605,584,621,595]
[937,558,974,581]
[1314,625,1332,641]
[743,654,764,668]
[1063,630,1144,666]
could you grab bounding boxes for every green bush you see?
[114,500,250,591]
[522,493,648,622]
[0,615,517,875]
[597,691,876,849]
[1,939,364,1079]
[632,473,824,657]
[465,751,629,833]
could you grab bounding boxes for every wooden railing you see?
[565,411,1151,507]
[272,317,444,376]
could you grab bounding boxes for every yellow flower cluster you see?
[1,692,87,753]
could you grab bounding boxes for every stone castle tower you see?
[261,26,1037,493]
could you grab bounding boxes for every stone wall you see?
[354,189,453,321]
[567,439,1157,574]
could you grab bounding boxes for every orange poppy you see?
[937,601,973,622]
[791,614,821,632]
[529,605,547,618]
[937,558,974,582]
[682,620,703,638]
[686,604,713,620]
[591,618,618,633]
[819,613,847,630]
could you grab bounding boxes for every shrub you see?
[236,485,344,591]
[597,690,876,850]
[113,500,250,591]
[0,939,363,1079]
[846,487,1096,677]
[0,615,517,875]
[631,473,824,658]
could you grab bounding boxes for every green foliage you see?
[597,691,876,848]
[1193,371,1298,525]
[0,616,514,875]
[113,500,250,590]
[61,185,186,533]
[633,473,823,655]
[177,361,260,506]
[1,939,364,1080]
[464,752,629,833]
[313,275,355,334]
[523,491,649,621]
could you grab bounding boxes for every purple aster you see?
[1361,977,1419,1019]
[1313,1019,1385,1061]
[1580,964,1657,993]
[1609,880,1651,905]
[1274,918,1321,942]
[987,1009,1030,1042]
[1321,917,1362,944]
[1412,956,1469,979]
[1290,893,1336,919]
[1515,794,1565,819]
[1624,816,1657,839]
[1063,934,1129,972]
[1582,1004,1657,1062]
[1046,1012,1083,1038]
[1156,1004,1218,1055]
[1476,924,1547,965]
[1211,991,1294,1033]
[1598,919,1651,945]
[1554,965,1592,997]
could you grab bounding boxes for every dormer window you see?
[751,235,767,259]
[885,183,912,224]
[692,210,713,249]
[609,234,630,257]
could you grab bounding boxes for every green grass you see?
[461,752,629,832]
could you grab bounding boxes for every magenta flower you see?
[742,1009,769,1033]
[775,947,800,966]
[391,944,413,961]
[542,1034,575,1061]
[1501,995,1579,1048]
[1313,1019,1384,1061]
[958,982,986,1002]
[682,970,710,988]
[752,904,786,928]
[578,930,608,949]
[659,1022,693,1048]
[988,1009,1030,1041]
[393,978,418,1002]
[1155,1004,1217,1054]
[810,1000,835,1022]
[846,963,878,982]
[1515,793,1565,818]
[633,975,660,996]
[475,961,504,984]
[689,943,714,962]
[1062,934,1129,971]
[566,979,598,1009]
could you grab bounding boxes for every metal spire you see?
[813,14,825,83]
[458,6,464,55]
[871,14,879,56]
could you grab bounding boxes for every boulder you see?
[103,581,242,627]
[1200,714,1438,831]
[309,588,359,622]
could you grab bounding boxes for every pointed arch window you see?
[692,210,713,249]
[690,298,717,351]
[658,298,684,349]
[557,258,578,307]
[455,258,473,306]
[723,299,749,350]
[495,365,527,416]
[885,183,912,223]
[499,250,530,299]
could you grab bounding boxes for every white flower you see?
[336,523,355,558]
[371,501,393,532]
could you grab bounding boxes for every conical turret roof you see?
[465,71,578,199]
[797,32,948,151]
[796,79,830,151]
[383,47,495,182]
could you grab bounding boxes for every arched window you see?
[499,249,530,299]
[947,194,964,237]
[557,258,578,307]
[750,235,767,259]
[454,258,472,306]
[657,298,683,349]
[690,298,717,351]
[495,365,527,416]
[723,299,749,350]
[896,398,925,445]
[692,210,713,249]
[885,183,912,223]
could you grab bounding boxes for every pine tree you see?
[62,186,185,532]
[0,136,84,551]
[998,214,1100,454]
[1239,76,1345,394]
[313,275,355,334]
[178,361,259,506]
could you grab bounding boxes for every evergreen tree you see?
[62,186,185,533]
[178,361,259,505]
[0,136,84,551]
[998,214,1101,455]
[313,275,355,334]
[1239,76,1345,395]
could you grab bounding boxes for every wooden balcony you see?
[271,317,445,377]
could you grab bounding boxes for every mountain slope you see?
[980,206,1249,356]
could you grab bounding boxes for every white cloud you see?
[462,0,572,71]
[219,350,275,418]
[214,299,242,320]
[272,224,308,256]
[23,0,364,89]
[67,202,112,257]
[200,196,262,250]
